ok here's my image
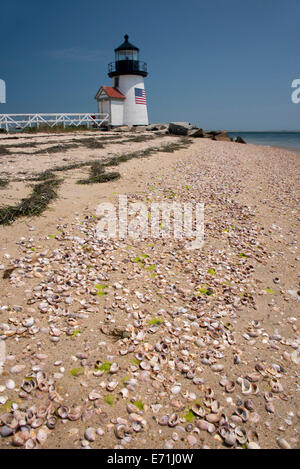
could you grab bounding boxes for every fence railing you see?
[0,113,110,132]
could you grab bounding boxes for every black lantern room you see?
[108,34,148,78]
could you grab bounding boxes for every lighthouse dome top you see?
[115,34,139,52]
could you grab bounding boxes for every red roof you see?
[102,86,125,99]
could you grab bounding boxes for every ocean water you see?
[227,132,300,151]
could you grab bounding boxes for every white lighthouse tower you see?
[95,34,149,126]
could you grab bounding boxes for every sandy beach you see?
[0,129,299,449]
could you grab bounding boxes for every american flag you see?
[135,87,146,105]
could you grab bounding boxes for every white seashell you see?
[291,349,300,365]
[22,317,34,328]
[277,438,291,449]
[171,385,181,395]
[84,427,96,442]
[36,429,48,444]
[247,442,261,449]
[211,364,224,372]
[106,381,118,391]
[10,364,26,374]
[0,396,8,405]
[5,379,15,390]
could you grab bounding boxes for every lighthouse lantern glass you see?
[116,50,139,61]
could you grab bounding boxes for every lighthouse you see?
[95,34,149,126]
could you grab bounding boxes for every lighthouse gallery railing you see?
[0,113,110,132]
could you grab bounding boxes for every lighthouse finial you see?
[124,34,129,41]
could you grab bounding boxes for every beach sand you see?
[0,130,299,449]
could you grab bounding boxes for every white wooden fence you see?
[0,113,110,132]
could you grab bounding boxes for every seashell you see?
[30,417,44,428]
[12,430,30,447]
[36,371,47,384]
[247,442,261,449]
[89,390,102,401]
[291,349,300,365]
[6,379,15,390]
[21,379,36,393]
[94,399,102,409]
[246,373,261,382]
[237,377,252,395]
[22,317,34,328]
[36,406,48,419]
[235,426,248,445]
[206,413,220,424]
[244,399,255,411]
[126,404,138,414]
[248,412,260,424]
[196,419,215,433]
[110,362,119,373]
[114,424,130,439]
[67,406,82,421]
[0,425,15,437]
[211,364,224,372]
[25,407,36,424]
[171,385,181,395]
[211,400,221,413]
[24,438,36,449]
[158,415,169,426]
[57,406,69,419]
[277,438,291,449]
[99,412,108,423]
[233,407,249,422]
[38,381,49,392]
[204,387,214,399]
[255,363,265,375]
[139,361,150,370]
[191,403,206,417]
[106,380,118,391]
[264,391,274,402]
[219,428,236,446]
[132,422,142,432]
[187,435,198,446]
[46,416,57,429]
[224,380,235,393]
[248,429,259,442]
[265,402,275,413]
[128,413,144,424]
[270,378,283,393]
[120,388,129,398]
[10,365,26,374]
[84,427,96,442]
[219,377,229,387]
[36,428,48,444]
[168,413,179,427]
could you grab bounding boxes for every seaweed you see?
[0,178,61,225]
[77,161,120,185]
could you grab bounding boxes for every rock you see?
[168,122,193,136]
[188,128,204,138]
[146,124,159,131]
[114,126,131,132]
[213,131,232,142]
[235,136,246,144]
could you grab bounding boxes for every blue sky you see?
[0,0,299,130]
